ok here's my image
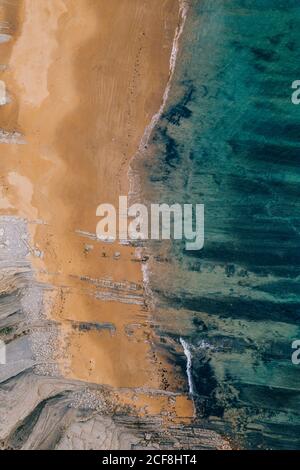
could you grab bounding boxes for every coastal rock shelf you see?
[0,214,229,449]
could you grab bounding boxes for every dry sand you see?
[0,0,193,421]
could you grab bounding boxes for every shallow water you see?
[136,0,300,449]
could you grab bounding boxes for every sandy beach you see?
[0,0,193,421]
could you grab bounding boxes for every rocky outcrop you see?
[0,215,230,450]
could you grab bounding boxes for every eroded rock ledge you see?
[0,216,230,450]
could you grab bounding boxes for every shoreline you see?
[0,0,233,450]
[0,0,194,421]
[128,0,189,310]
[137,0,189,153]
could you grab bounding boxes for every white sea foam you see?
[180,337,194,396]
[138,0,188,152]
[128,0,189,291]
[198,339,214,350]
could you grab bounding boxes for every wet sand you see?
[0,0,193,421]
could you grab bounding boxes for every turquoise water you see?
[135,0,300,449]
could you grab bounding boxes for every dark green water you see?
[133,0,300,449]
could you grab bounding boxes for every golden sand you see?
[0,0,193,421]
